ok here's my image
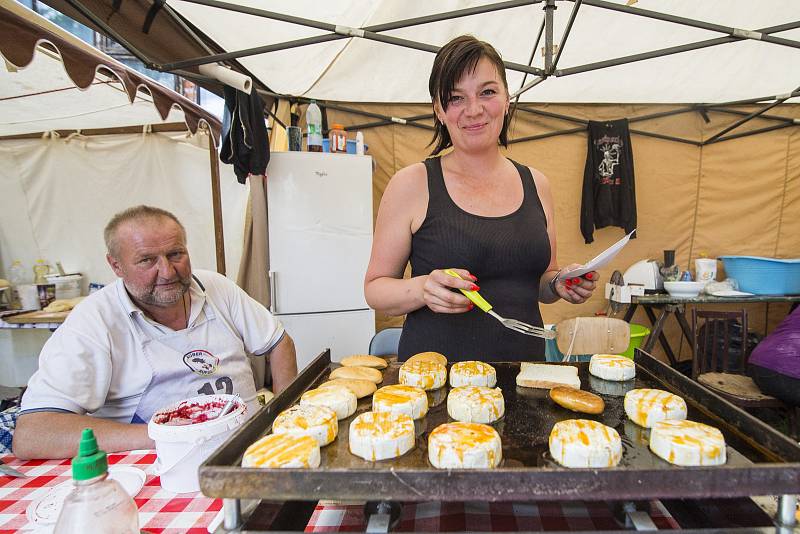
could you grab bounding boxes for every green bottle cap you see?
[70,428,108,481]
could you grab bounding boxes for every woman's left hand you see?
[553,264,598,304]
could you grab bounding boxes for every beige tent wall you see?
[292,102,800,364]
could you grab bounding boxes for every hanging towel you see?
[580,119,637,244]
[220,86,270,184]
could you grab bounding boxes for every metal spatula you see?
[445,269,556,339]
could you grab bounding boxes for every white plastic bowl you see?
[664,281,706,298]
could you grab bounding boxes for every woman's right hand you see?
[422,268,478,314]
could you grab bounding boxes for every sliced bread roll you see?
[624,388,687,428]
[428,422,502,469]
[349,411,415,461]
[406,351,448,367]
[548,419,622,468]
[272,404,338,446]
[340,355,388,369]
[300,384,357,420]
[320,378,377,399]
[242,433,320,468]
[373,384,429,420]
[449,361,497,387]
[399,360,447,390]
[447,386,505,424]
[516,363,580,389]
[650,419,726,466]
[589,354,636,382]
[330,365,384,384]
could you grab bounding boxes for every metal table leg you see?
[777,494,797,527]
[643,306,678,366]
[623,303,638,322]
[223,498,242,530]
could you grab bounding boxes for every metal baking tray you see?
[200,349,800,502]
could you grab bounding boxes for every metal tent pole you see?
[704,98,791,144]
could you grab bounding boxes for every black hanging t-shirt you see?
[580,119,636,244]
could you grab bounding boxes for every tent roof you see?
[41,0,800,105]
[0,0,221,138]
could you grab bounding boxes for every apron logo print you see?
[182,349,219,376]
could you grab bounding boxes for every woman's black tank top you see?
[398,157,551,362]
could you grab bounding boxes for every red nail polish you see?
[468,303,474,310]
[470,275,478,281]
[585,272,594,280]
[571,278,580,285]
[471,285,480,291]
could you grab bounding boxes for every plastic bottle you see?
[328,123,347,153]
[8,260,26,309]
[54,428,139,534]
[32,259,50,285]
[305,100,323,152]
[355,131,365,155]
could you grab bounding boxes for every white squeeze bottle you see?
[306,100,323,152]
[55,428,139,533]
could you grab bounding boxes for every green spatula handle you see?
[444,269,493,313]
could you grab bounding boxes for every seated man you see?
[13,206,297,459]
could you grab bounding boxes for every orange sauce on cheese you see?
[245,434,317,467]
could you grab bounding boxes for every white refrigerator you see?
[266,152,375,370]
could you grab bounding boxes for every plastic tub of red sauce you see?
[148,394,246,493]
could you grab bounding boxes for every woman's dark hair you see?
[428,35,510,155]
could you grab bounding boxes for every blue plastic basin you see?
[719,256,800,295]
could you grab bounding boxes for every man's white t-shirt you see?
[20,270,284,423]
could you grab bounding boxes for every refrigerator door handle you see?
[268,270,278,314]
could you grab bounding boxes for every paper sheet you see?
[558,229,636,280]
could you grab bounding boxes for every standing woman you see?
[364,35,596,362]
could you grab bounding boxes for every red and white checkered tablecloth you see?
[0,450,221,533]
[306,500,681,532]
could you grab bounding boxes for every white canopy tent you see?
[150,0,800,104]
[24,0,800,365]
[0,0,249,289]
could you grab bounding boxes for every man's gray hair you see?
[104,205,186,257]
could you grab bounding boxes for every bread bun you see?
[428,422,502,469]
[516,363,580,389]
[449,361,496,387]
[399,360,447,390]
[549,386,605,414]
[330,365,383,384]
[624,388,687,428]
[272,404,338,446]
[589,354,636,382]
[650,419,726,466]
[242,433,320,468]
[300,384,357,420]
[447,386,504,424]
[548,419,622,468]
[349,411,415,461]
[406,351,448,367]
[320,378,377,399]
[340,355,388,369]
[372,384,428,420]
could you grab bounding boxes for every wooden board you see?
[4,310,69,324]
[555,316,630,355]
